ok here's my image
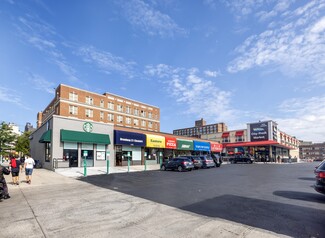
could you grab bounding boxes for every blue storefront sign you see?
[193,141,211,151]
[114,130,146,146]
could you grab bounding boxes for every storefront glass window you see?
[45,143,51,162]
[63,142,78,167]
[81,143,94,167]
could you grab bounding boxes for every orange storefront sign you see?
[165,137,177,149]
[210,142,223,152]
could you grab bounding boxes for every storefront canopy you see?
[177,139,193,150]
[114,130,146,146]
[39,130,52,143]
[61,129,110,145]
[193,141,210,151]
[146,134,165,148]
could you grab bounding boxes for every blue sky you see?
[1,0,325,142]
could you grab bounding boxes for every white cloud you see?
[27,73,56,94]
[0,87,31,110]
[204,70,221,78]
[16,15,82,84]
[227,1,325,85]
[118,0,186,37]
[144,64,237,123]
[276,96,325,142]
[77,46,137,79]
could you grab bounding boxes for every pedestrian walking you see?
[0,164,11,201]
[9,157,21,185]
[277,155,280,163]
[24,156,35,184]
[20,156,26,173]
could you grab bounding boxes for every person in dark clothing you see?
[20,156,25,173]
[10,157,21,185]
[0,165,10,200]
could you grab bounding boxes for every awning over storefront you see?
[165,136,177,149]
[146,134,165,148]
[224,140,279,148]
[39,130,52,143]
[114,130,145,146]
[235,131,244,136]
[193,141,210,151]
[177,139,193,150]
[61,129,110,144]
[210,142,223,152]
[222,132,230,138]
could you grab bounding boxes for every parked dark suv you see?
[314,160,325,195]
[161,157,194,172]
[229,155,254,164]
[181,156,202,169]
[199,155,216,168]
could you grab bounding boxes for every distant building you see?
[299,141,325,161]
[8,123,21,136]
[200,120,300,162]
[173,118,228,138]
[25,122,35,132]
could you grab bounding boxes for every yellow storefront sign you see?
[146,134,165,148]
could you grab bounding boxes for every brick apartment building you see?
[37,84,160,132]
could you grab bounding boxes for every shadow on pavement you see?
[273,190,325,203]
[298,177,315,181]
[78,170,325,238]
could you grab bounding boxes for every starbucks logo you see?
[83,122,93,133]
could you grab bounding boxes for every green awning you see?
[39,130,52,143]
[60,129,110,144]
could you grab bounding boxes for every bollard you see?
[83,158,87,176]
[144,159,147,171]
[106,159,110,174]
[127,159,130,172]
[160,158,162,166]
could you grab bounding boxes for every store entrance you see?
[116,152,123,166]
[63,149,78,167]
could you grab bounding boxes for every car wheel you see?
[248,160,253,164]
[178,166,183,172]
[161,165,166,171]
[230,160,234,164]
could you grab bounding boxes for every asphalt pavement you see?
[0,163,304,238]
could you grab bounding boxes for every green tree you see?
[15,131,31,156]
[0,121,17,157]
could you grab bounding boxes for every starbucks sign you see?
[83,122,93,133]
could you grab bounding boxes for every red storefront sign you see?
[165,137,177,149]
[210,142,223,152]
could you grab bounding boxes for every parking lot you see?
[1,162,324,238]
[79,162,325,238]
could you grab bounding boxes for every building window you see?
[108,113,114,122]
[117,115,123,123]
[134,108,139,116]
[148,112,152,119]
[86,96,93,105]
[85,109,93,118]
[69,92,78,101]
[69,105,78,115]
[236,136,244,142]
[108,102,114,110]
[141,110,146,117]
[100,111,104,120]
[148,121,153,128]
[117,104,123,112]
[126,106,131,114]
[134,119,139,126]
[222,138,230,143]
[100,99,104,108]
[126,117,131,125]
[45,142,51,162]
[141,120,146,127]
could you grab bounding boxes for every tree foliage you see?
[0,121,17,156]
[15,131,31,156]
